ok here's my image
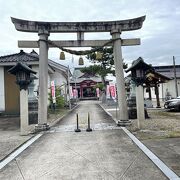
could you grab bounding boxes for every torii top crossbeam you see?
[11,16,145,33]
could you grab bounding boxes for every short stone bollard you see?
[75,113,81,132]
[86,112,92,132]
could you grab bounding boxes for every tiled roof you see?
[70,68,104,84]
[0,50,39,63]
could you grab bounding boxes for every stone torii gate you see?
[11,16,145,130]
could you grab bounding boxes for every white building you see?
[153,65,180,100]
[0,50,69,115]
[144,65,180,101]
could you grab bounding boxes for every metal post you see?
[75,113,81,132]
[162,83,164,101]
[173,56,178,97]
[72,55,78,104]
[86,113,92,132]
[67,65,71,110]
[155,84,161,108]
[75,76,78,104]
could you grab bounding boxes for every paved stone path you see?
[0,101,167,179]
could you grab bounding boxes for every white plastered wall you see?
[144,79,180,101]
[0,67,5,111]
[31,65,39,97]
[50,70,67,96]
[32,65,51,105]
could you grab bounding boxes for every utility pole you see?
[173,56,178,97]
[67,65,71,110]
[72,55,78,104]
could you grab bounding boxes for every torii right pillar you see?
[111,29,131,126]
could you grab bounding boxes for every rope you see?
[39,38,120,56]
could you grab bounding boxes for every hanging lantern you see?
[96,52,102,60]
[59,51,65,60]
[79,56,84,65]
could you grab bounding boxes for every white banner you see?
[96,88,100,98]
[109,83,116,99]
[73,89,78,98]
[69,86,73,98]
[51,81,56,103]
[106,85,110,98]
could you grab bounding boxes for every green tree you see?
[81,47,128,89]
[95,83,104,91]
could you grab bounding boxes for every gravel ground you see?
[48,108,69,124]
[127,109,180,140]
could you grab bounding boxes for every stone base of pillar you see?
[35,124,50,132]
[20,130,29,136]
[117,120,131,127]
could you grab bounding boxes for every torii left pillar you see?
[35,29,50,131]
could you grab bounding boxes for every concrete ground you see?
[0,101,168,179]
[0,108,69,161]
[0,117,33,161]
[103,104,180,177]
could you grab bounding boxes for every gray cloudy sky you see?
[0,0,180,67]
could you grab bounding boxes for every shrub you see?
[49,86,65,109]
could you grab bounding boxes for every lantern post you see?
[134,68,146,129]
[8,62,36,135]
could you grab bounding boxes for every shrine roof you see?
[71,67,104,83]
[79,72,99,78]
[70,77,102,84]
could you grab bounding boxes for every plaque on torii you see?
[11,16,145,130]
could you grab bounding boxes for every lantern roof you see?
[145,69,171,84]
[8,62,36,75]
[125,57,152,73]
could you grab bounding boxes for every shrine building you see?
[70,68,109,100]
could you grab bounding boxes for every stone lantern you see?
[8,62,36,135]
[126,57,151,128]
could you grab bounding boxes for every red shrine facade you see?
[70,68,106,100]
